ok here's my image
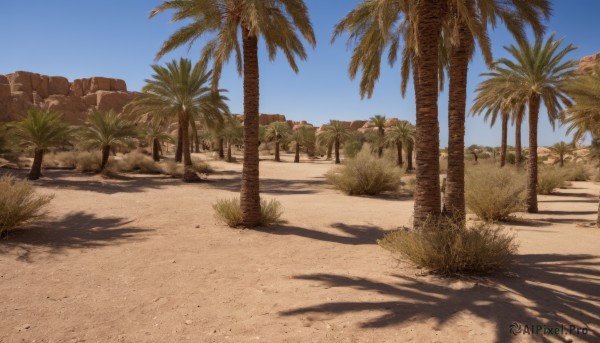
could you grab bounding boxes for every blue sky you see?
[1,0,598,147]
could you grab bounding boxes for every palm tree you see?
[126,59,229,181]
[289,126,315,163]
[8,109,71,180]
[369,115,387,157]
[563,64,600,143]
[221,116,244,163]
[151,0,315,227]
[79,111,139,172]
[142,119,173,161]
[386,120,415,167]
[492,35,577,212]
[265,121,291,162]
[549,141,572,167]
[318,121,350,164]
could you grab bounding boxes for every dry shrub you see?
[326,150,403,195]
[379,217,518,275]
[537,167,568,195]
[465,165,526,222]
[562,163,590,181]
[75,152,103,173]
[192,157,213,175]
[213,197,284,227]
[0,175,53,237]
[439,158,448,174]
[117,152,160,174]
[43,151,78,169]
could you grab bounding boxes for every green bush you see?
[0,175,53,238]
[562,163,590,181]
[213,197,285,227]
[465,165,526,221]
[537,167,568,195]
[116,151,161,174]
[325,150,403,195]
[379,217,518,275]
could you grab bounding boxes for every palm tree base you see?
[183,168,201,183]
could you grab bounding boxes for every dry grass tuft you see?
[0,175,53,238]
[379,217,518,275]
[213,197,285,228]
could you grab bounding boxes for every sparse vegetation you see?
[0,175,54,238]
[326,149,403,195]
[537,166,568,195]
[562,163,590,181]
[116,151,161,174]
[465,165,526,221]
[213,197,284,227]
[379,217,518,275]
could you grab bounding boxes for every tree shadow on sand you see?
[265,223,387,245]
[280,254,599,342]
[0,211,152,262]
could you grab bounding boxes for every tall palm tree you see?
[289,126,315,163]
[8,109,71,180]
[386,120,415,167]
[563,64,600,143]
[79,111,138,172]
[369,115,387,157]
[318,121,350,164]
[151,0,315,227]
[126,59,229,181]
[492,35,577,212]
[549,141,572,167]
[265,121,291,162]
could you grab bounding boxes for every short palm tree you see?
[386,120,415,167]
[126,59,229,181]
[79,111,138,173]
[151,0,316,227]
[491,35,577,212]
[265,121,291,162]
[369,115,387,157]
[221,116,244,163]
[549,141,573,167]
[318,121,350,164]
[8,109,71,180]
[289,126,316,163]
[143,120,173,162]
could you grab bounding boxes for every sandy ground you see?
[0,152,599,343]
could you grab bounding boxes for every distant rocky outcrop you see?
[578,52,600,74]
[0,71,137,124]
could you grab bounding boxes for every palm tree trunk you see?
[560,154,564,167]
[294,142,300,163]
[152,138,160,162]
[326,141,333,160]
[413,0,442,228]
[28,148,44,180]
[378,128,384,158]
[397,141,403,166]
[100,145,110,171]
[526,94,540,213]
[334,137,341,164]
[406,145,414,171]
[175,127,183,163]
[181,113,199,182]
[240,28,261,227]
[444,17,471,222]
[275,140,281,162]
[218,137,225,159]
[226,141,233,162]
[500,113,508,167]
[191,119,200,153]
[515,106,524,169]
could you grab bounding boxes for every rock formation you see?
[0,71,137,124]
[578,52,600,74]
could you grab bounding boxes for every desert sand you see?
[0,152,598,343]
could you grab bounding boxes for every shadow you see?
[205,177,328,195]
[265,223,387,245]
[0,211,152,262]
[280,254,600,342]
[549,192,597,199]
[538,210,597,216]
[540,199,598,204]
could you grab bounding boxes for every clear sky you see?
[1,0,599,147]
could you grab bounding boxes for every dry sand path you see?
[1,153,598,342]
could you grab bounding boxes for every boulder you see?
[7,71,33,94]
[82,93,97,106]
[43,95,89,123]
[96,91,136,112]
[385,118,400,127]
[90,77,112,92]
[578,52,600,74]
[48,76,70,95]
[0,75,8,85]
[70,79,85,97]
[259,113,287,125]
[110,78,127,92]
[0,84,11,101]
[349,120,367,131]
[31,73,49,98]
